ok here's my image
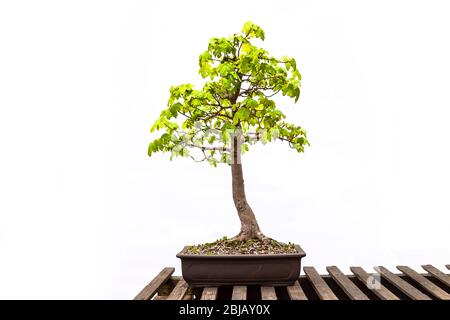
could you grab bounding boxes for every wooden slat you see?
[231,286,247,300]
[397,266,450,300]
[201,287,218,300]
[303,267,338,300]
[182,293,193,300]
[157,275,182,296]
[376,266,431,300]
[350,267,399,300]
[261,286,277,300]
[286,281,308,300]
[422,265,450,287]
[327,266,369,300]
[167,279,189,300]
[134,267,175,300]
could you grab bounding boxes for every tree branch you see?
[263,89,281,98]
[203,110,232,122]
[240,84,276,97]
[186,143,230,152]
[245,133,297,149]
[189,149,208,162]
[278,137,296,149]
[178,111,192,119]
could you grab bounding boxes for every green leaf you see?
[260,130,268,144]
[169,102,182,117]
[242,21,265,40]
[233,107,250,124]
[244,99,258,109]
[294,87,300,103]
[221,129,230,144]
[208,157,217,167]
[181,148,189,157]
[220,152,231,164]
[150,119,161,132]
[148,142,154,156]
[242,21,252,35]
[208,135,216,144]
[256,28,265,41]
[270,128,280,139]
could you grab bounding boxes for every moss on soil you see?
[186,237,297,255]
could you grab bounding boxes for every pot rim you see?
[176,244,306,259]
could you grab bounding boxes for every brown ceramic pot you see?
[176,244,306,287]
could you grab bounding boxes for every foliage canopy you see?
[148,21,309,166]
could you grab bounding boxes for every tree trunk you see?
[230,135,266,241]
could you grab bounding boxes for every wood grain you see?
[261,286,277,300]
[304,267,338,300]
[167,279,189,300]
[134,267,175,300]
[327,266,369,300]
[201,287,218,300]
[376,266,431,300]
[231,286,247,300]
[350,266,399,300]
[286,281,308,300]
[422,265,450,287]
[397,266,450,300]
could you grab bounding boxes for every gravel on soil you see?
[186,237,297,255]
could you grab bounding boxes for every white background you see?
[1,0,449,299]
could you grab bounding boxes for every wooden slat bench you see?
[135,264,450,300]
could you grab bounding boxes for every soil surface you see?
[186,237,297,255]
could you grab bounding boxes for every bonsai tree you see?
[148,22,309,242]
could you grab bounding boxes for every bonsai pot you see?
[176,244,306,287]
